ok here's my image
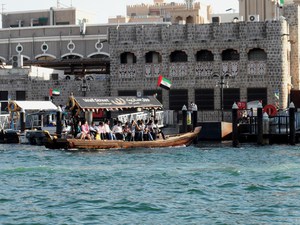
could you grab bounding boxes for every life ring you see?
[263,104,277,116]
[68,97,76,110]
[7,101,18,112]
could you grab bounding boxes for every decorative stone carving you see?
[119,65,136,78]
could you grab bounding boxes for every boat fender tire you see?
[8,101,18,112]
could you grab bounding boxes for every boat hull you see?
[44,127,201,150]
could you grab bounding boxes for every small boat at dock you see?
[43,95,201,151]
[43,126,201,151]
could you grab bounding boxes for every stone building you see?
[108,19,290,121]
[108,0,211,24]
[1,7,92,28]
[1,1,300,122]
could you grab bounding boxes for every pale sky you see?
[0,0,239,24]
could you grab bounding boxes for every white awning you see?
[13,101,58,111]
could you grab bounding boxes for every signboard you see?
[74,96,163,110]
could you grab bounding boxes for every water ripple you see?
[1,144,300,224]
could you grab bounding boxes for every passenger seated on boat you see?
[112,120,124,140]
[104,119,115,140]
[98,121,106,140]
[129,120,137,141]
[135,120,144,141]
[153,119,165,140]
[75,121,84,139]
[144,120,154,141]
[123,122,132,141]
[89,121,99,139]
[81,120,92,140]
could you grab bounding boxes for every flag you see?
[157,75,171,90]
[50,88,60,96]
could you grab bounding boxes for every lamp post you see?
[213,72,231,121]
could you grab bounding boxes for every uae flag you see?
[157,75,171,90]
[49,88,60,96]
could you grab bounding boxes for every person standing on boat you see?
[81,120,91,140]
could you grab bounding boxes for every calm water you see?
[0,143,300,225]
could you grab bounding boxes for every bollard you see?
[232,102,239,147]
[289,102,296,145]
[257,102,263,145]
[192,103,198,144]
[182,105,187,133]
[20,108,26,133]
[263,112,269,145]
[56,106,62,138]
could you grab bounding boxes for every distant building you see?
[109,0,212,24]
[1,7,92,28]
[210,13,240,23]
[238,0,294,21]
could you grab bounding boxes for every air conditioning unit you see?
[12,55,23,68]
[212,16,221,23]
[65,75,75,80]
[248,15,259,22]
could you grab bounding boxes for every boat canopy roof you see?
[9,101,58,112]
[71,96,163,111]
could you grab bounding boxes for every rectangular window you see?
[0,91,8,112]
[169,89,188,110]
[224,88,240,110]
[195,89,214,110]
[143,90,162,104]
[16,91,26,100]
[118,90,137,96]
[247,88,267,105]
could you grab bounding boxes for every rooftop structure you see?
[1,7,92,28]
[109,0,211,24]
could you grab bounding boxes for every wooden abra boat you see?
[43,127,201,151]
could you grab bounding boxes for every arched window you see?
[248,48,267,61]
[90,54,109,60]
[145,51,162,63]
[62,55,81,60]
[120,52,137,64]
[186,16,194,24]
[170,50,188,62]
[222,49,240,61]
[175,16,183,24]
[196,50,214,61]
[36,56,56,61]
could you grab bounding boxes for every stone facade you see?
[109,20,290,120]
[1,2,300,122]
